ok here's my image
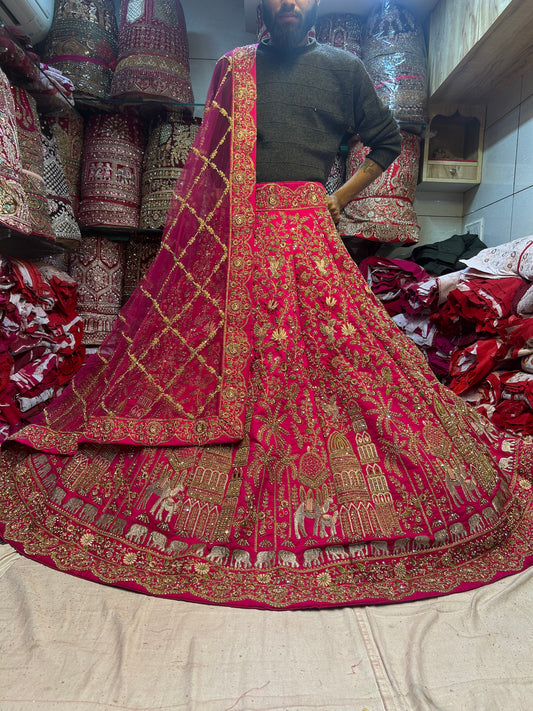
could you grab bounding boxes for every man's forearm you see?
[334,157,383,211]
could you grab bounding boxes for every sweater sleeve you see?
[352,61,401,172]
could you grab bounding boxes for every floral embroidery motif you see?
[1,48,533,610]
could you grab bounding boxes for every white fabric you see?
[461,236,533,280]
[1,545,533,710]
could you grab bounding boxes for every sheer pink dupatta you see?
[12,46,258,454]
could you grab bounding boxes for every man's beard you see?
[262,1,318,51]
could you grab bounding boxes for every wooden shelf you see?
[428,0,533,103]
[418,104,485,193]
[80,226,163,243]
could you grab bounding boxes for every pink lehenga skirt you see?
[1,182,532,609]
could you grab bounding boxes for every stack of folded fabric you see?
[0,256,85,442]
[360,236,533,435]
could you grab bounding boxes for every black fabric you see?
[410,233,487,275]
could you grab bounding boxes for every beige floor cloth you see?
[1,544,532,710]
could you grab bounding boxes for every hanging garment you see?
[77,113,146,228]
[43,0,118,101]
[109,0,194,106]
[0,67,31,234]
[338,130,421,244]
[0,47,532,610]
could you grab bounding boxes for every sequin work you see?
[0,47,532,610]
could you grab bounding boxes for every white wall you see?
[181,0,255,116]
[462,68,533,248]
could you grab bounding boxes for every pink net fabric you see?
[14,47,256,451]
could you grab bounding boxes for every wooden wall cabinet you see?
[427,0,533,103]
[419,104,485,192]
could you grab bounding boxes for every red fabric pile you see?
[361,245,533,436]
[0,256,85,442]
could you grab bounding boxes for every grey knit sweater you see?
[256,38,401,185]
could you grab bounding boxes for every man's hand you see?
[325,157,384,224]
[326,193,342,223]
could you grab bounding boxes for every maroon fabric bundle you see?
[362,254,533,435]
[0,257,85,442]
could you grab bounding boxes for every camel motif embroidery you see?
[294,485,339,539]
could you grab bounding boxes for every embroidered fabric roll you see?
[46,113,85,217]
[109,0,194,106]
[337,130,420,244]
[325,151,346,195]
[315,13,364,57]
[122,233,161,303]
[43,0,118,101]
[362,1,427,124]
[10,86,55,242]
[0,69,31,234]
[39,116,82,247]
[461,236,533,281]
[68,236,125,345]
[78,113,146,228]
[139,111,200,229]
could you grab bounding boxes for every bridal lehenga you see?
[1,47,532,609]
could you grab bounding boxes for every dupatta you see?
[12,46,258,454]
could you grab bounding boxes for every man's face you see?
[261,0,319,50]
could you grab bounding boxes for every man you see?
[256,0,401,225]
